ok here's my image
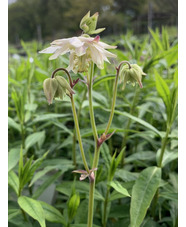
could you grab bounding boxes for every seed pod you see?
[43,78,58,104]
[55,76,75,95]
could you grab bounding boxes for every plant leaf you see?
[25,131,45,150]
[8,148,21,172]
[56,181,104,201]
[8,117,21,132]
[156,149,178,167]
[32,171,63,199]
[106,109,162,137]
[130,166,161,227]
[8,170,19,196]
[109,181,131,197]
[18,196,46,227]
[155,70,171,122]
[39,200,66,225]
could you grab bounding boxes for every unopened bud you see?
[55,76,75,95]
[43,78,58,104]
[54,83,65,100]
[119,64,146,90]
[80,11,105,35]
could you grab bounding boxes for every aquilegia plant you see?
[40,11,145,227]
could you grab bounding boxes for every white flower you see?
[39,35,117,73]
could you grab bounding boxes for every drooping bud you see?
[119,64,146,90]
[80,11,105,35]
[54,83,66,100]
[43,78,58,104]
[55,76,75,95]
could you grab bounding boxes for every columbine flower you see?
[39,35,117,73]
[119,64,146,89]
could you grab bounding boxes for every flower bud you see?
[55,76,75,95]
[80,11,105,35]
[119,64,146,90]
[43,78,58,104]
[54,83,65,100]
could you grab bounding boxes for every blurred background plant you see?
[8,0,178,44]
[8,1,178,227]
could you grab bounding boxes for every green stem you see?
[88,62,98,141]
[20,123,25,149]
[87,61,131,227]
[87,146,101,227]
[121,87,139,167]
[103,186,110,227]
[70,96,89,173]
[87,62,101,227]
[72,89,87,168]
[158,126,171,168]
[104,61,131,135]
[104,72,119,135]
[151,125,171,219]
[72,132,77,167]
[88,180,95,227]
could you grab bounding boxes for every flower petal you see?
[39,46,61,54]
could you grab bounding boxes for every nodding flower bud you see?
[119,64,146,90]
[55,76,75,95]
[43,76,75,104]
[80,11,105,35]
[43,78,58,105]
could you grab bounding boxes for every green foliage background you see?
[8,26,178,226]
[8,1,178,226]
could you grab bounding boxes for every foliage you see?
[8,28,178,227]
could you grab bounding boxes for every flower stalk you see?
[40,13,146,227]
[88,62,98,141]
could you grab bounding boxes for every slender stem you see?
[87,146,100,227]
[51,67,89,172]
[103,186,110,227]
[104,72,119,135]
[151,126,171,219]
[104,61,131,136]
[20,123,25,149]
[88,180,95,227]
[87,62,101,227]
[88,62,98,141]
[158,126,171,167]
[51,67,73,87]
[121,87,139,167]
[72,131,77,167]
[72,89,87,168]
[70,96,89,173]
[87,61,131,227]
